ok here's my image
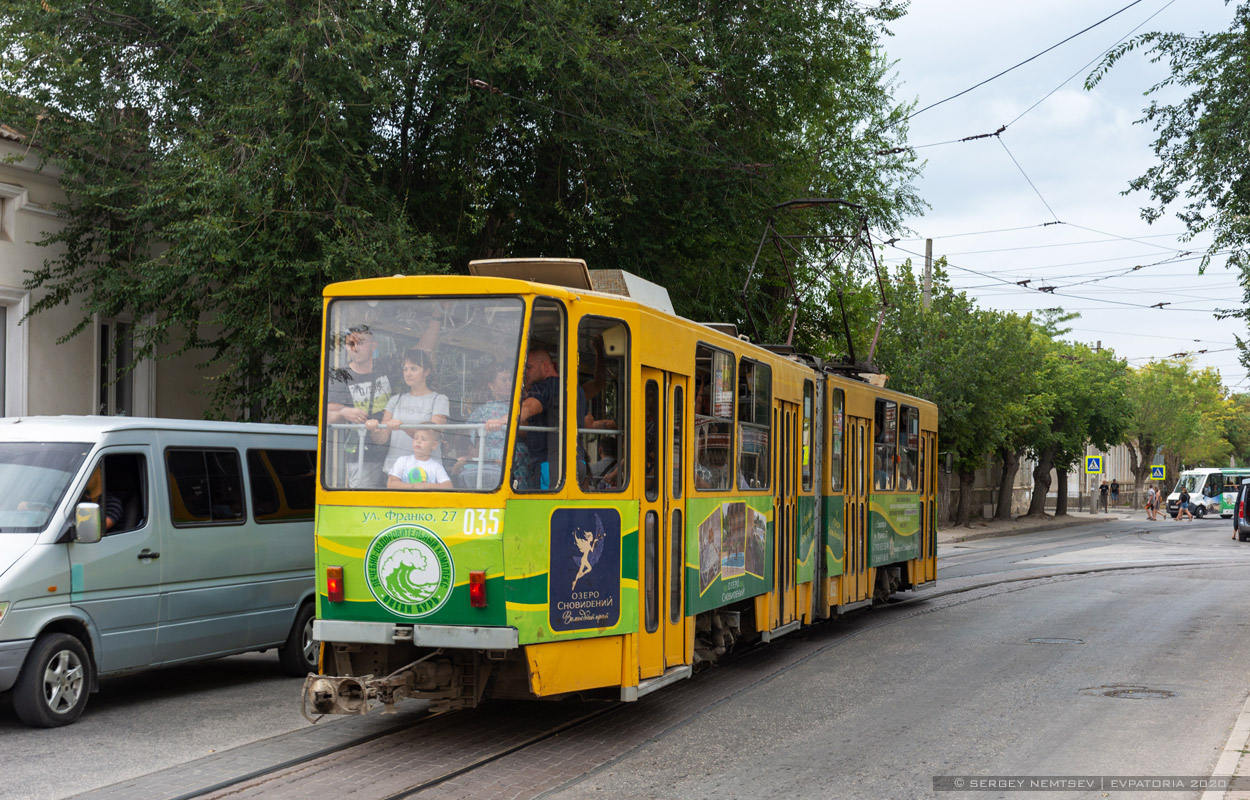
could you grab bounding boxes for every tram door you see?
[843,415,872,604]
[772,400,800,628]
[638,368,688,679]
[919,430,938,583]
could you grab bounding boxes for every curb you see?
[938,513,1126,544]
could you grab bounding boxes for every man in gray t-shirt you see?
[326,326,395,488]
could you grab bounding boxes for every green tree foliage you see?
[1086,5,1250,357]
[1122,359,1232,495]
[0,0,921,421]
[1224,393,1250,464]
[1,0,437,421]
[873,262,1043,525]
[1022,340,1130,516]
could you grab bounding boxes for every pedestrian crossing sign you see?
[1151,465,1166,480]
[1086,456,1103,474]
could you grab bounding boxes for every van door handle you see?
[138,550,160,560]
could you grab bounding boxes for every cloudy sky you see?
[880,0,1244,390]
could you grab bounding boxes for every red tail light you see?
[326,566,345,603]
[469,570,487,608]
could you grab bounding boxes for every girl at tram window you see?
[370,347,450,475]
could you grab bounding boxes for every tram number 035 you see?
[462,509,502,536]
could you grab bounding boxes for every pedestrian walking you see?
[1145,485,1158,521]
[1176,485,1194,521]
[1110,479,1119,507]
[1100,480,1109,512]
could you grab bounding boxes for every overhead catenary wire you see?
[880,238,1229,313]
[901,0,1148,122]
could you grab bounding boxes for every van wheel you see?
[1194,505,1206,519]
[12,633,91,728]
[279,603,318,677]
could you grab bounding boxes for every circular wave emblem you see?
[364,525,455,618]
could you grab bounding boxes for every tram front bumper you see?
[313,619,519,649]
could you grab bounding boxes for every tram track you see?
[89,553,1250,800]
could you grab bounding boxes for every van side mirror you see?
[75,502,102,544]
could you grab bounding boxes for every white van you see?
[1166,467,1249,519]
[0,417,317,727]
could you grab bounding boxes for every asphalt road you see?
[0,649,382,800]
[4,516,1249,800]
[543,518,1250,799]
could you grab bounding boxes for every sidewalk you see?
[937,508,1132,545]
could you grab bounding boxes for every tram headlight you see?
[469,571,486,608]
[326,566,345,603]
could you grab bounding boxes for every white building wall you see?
[1,128,217,420]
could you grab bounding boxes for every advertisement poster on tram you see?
[503,499,638,644]
[547,507,622,633]
[824,494,846,576]
[686,496,772,615]
[868,494,921,565]
[797,496,817,585]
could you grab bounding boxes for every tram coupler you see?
[301,652,457,720]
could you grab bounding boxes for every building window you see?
[0,182,22,243]
[98,320,135,416]
[0,289,29,417]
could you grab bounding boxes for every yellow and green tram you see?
[305,259,937,716]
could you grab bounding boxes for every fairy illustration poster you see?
[548,507,622,632]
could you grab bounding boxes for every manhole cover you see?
[1028,637,1083,645]
[1081,685,1176,700]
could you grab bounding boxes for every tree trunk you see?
[1126,436,1155,506]
[995,447,1020,520]
[954,469,975,526]
[1055,469,1069,515]
[1165,451,1182,490]
[1027,443,1057,516]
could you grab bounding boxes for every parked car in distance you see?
[0,416,317,727]
[1234,481,1250,541]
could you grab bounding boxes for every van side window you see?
[79,452,148,534]
[247,449,316,523]
[166,449,245,526]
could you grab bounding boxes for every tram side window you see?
[514,298,567,492]
[801,381,813,491]
[578,316,629,493]
[919,431,926,495]
[829,387,844,493]
[899,406,919,492]
[873,399,897,491]
[694,345,734,491]
[737,358,771,490]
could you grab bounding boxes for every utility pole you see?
[923,238,933,310]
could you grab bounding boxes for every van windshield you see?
[0,442,92,532]
[1176,473,1203,494]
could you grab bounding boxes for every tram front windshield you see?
[322,296,525,492]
